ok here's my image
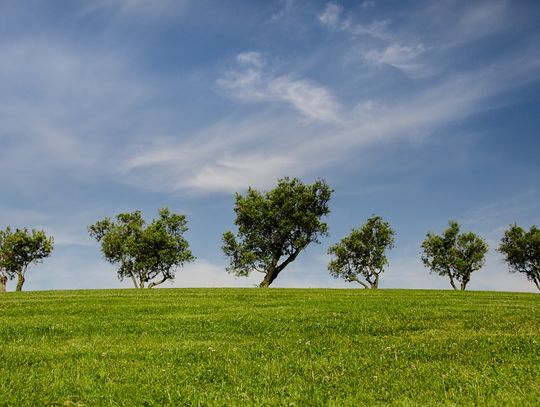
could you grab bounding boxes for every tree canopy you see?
[421,221,488,290]
[498,224,540,291]
[222,177,333,287]
[0,227,54,291]
[328,215,395,289]
[88,208,195,288]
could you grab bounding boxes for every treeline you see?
[1,177,539,292]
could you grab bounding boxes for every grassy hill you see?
[0,288,538,406]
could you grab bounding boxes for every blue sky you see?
[1,0,539,292]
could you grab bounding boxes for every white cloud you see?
[318,3,344,29]
[362,42,431,78]
[122,46,540,195]
[360,1,375,10]
[218,52,340,123]
[121,114,309,193]
[236,51,264,68]
[349,19,390,40]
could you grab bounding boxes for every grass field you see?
[0,288,538,406]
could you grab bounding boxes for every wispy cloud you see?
[121,113,306,193]
[0,38,154,188]
[318,3,348,30]
[122,44,540,194]
[362,42,430,78]
[80,0,189,19]
[217,52,340,123]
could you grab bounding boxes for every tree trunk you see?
[448,273,458,290]
[352,277,369,289]
[372,273,379,289]
[0,275,7,292]
[533,277,540,292]
[148,276,169,288]
[130,272,139,288]
[259,264,278,288]
[259,249,302,288]
[15,274,25,292]
[460,273,470,291]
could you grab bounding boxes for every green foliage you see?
[0,289,538,405]
[88,208,195,288]
[499,224,540,291]
[328,215,395,288]
[222,177,333,287]
[0,227,54,291]
[421,221,488,290]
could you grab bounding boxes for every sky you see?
[1,0,539,292]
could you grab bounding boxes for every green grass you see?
[0,289,538,406]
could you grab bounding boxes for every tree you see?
[421,221,488,290]
[0,230,10,292]
[0,227,54,292]
[327,215,395,289]
[88,208,195,288]
[498,224,540,291]
[222,177,333,288]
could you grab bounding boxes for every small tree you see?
[89,208,195,288]
[498,224,540,291]
[327,215,395,289]
[0,227,54,292]
[222,177,333,288]
[0,237,10,292]
[421,221,488,290]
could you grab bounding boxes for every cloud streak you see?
[217,52,340,123]
[122,43,540,194]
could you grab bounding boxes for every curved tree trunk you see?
[15,274,25,292]
[460,273,470,291]
[148,275,169,288]
[448,272,458,290]
[0,275,7,292]
[533,276,540,292]
[372,273,379,289]
[259,249,302,288]
[259,264,278,288]
[352,277,369,289]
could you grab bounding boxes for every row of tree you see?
[1,177,539,292]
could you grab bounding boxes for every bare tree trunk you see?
[0,275,7,292]
[130,272,138,288]
[460,273,470,291]
[259,264,277,288]
[259,249,302,288]
[148,276,169,288]
[352,276,369,289]
[533,277,540,292]
[372,273,379,289]
[15,274,25,292]
[448,273,458,290]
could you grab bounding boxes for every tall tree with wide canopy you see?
[222,177,333,288]
[89,208,195,288]
[0,227,54,292]
[421,221,488,290]
[498,224,540,291]
[328,215,395,289]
